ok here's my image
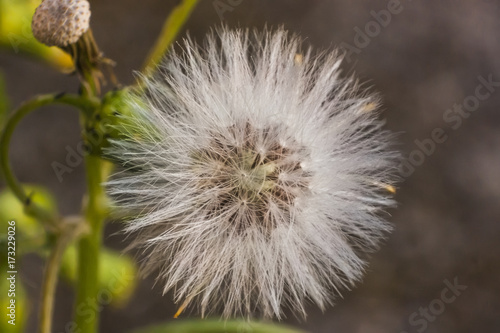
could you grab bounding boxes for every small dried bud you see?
[32,0,91,47]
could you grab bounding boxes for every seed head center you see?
[192,122,311,232]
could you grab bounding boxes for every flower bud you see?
[32,0,91,47]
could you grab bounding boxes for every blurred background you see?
[1,0,499,332]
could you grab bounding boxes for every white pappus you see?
[106,27,399,319]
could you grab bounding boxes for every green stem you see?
[73,44,110,331]
[142,0,199,75]
[0,94,98,228]
[39,217,85,333]
[39,238,65,333]
[74,153,108,333]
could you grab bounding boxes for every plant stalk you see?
[0,94,98,227]
[39,217,85,333]
[73,153,109,333]
[141,0,199,75]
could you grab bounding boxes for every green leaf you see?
[131,319,307,333]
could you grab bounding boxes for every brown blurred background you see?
[1,0,499,332]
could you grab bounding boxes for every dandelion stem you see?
[141,0,199,75]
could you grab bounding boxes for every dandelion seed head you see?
[107,27,399,319]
